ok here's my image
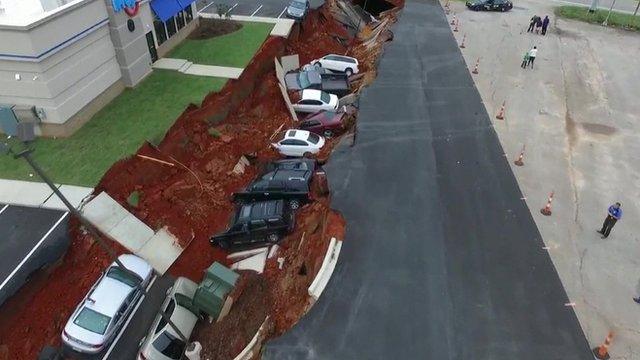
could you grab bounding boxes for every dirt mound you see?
[189,19,243,40]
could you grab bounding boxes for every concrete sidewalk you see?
[198,13,295,38]
[152,58,244,79]
[0,179,92,210]
[450,1,640,358]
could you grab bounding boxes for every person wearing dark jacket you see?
[527,15,539,32]
[597,202,622,239]
[541,15,550,35]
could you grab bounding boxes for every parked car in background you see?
[233,159,322,209]
[298,110,348,138]
[292,89,339,113]
[210,200,295,249]
[62,255,153,354]
[312,54,360,75]
[466,0,512,11]
[284,69,351,97]
[137,277,199,360]
[272,129,325,157]
[286,0,310,19]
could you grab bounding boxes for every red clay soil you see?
[0,1,398,357]
[0,219,126,360]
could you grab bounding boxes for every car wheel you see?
[345,68,353,76]
[303,152,314,158]
[314,62,321,67]
[323,129,334,138]
[501,6,506,11]
[267,233,280,243]
[289,199,301,210]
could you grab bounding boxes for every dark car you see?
[210,199,295,249]
[286,0,310,20]
[298,110,347,138]
[466,0,512,11]
[284,70,351,97]
[233,159,322,209]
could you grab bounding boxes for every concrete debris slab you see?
[308,237,343,301]
[183,64,244,79]
[81,192,183,274]
[227,247,269,261]
[152,58,189,71]
[0,179,92,210]
[271,19,295,38]
[268,245,279,259]
[41,185,93,210]
[231,156,251,175]
[198,13,294,38]
[231,251,268,274]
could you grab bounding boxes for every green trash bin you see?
[193,262,239,318]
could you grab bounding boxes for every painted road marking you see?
[278,6,287,18]
[250,4,263,16]
[198,0,216,13]
[226,3,238,15]
[0,211,69,291]
[0,204,8,216]
[101,275,158,360]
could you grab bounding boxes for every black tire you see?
[289,199,301,210]
[303,152,313,158]
[314,62,322,67]
[345,68,353,76]
[267,233,280,243]
[323,129,334,138]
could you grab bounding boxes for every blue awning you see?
[176,0,196,9]
[150,0,182,22]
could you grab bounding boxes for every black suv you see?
[466,0,513,11]
[210,199,295,249]
[233,159,322,210]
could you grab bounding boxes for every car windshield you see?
[308,133,321,144]
[73,307,111,335]
[299,73,311,88]
[319,91,331,104]
[106,266,141,288]
[152,331,186,360]
[289,0,306,9]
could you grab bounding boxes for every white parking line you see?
[250,4,263,16]
[0,204,8,216]
[225,3,238,15]
[101,275,158,360]
[198,0,216,13]
[0,211,69,292]
[278,6,287,18]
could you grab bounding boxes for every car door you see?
[249,219,268,243]
[323,55,340,72]
[230,223,250,246]
[485,0,494,9]
[290,139,309,156]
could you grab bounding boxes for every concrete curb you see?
[198,13,295,38]
[0,179,93,210]
[308,237,343,301]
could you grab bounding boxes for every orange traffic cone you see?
[514,145,525,166]
[451,14,456,25]
[472,58,480,74]
[592,331,613,360]
[495,101,506,120]
[454,18,459,32]
[459,34,466,48]
[540,191,554,216]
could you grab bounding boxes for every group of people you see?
[520,46,537,69]
[527,15,550,35]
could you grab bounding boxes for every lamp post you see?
[0,137,188,344]
[602,0,617,25]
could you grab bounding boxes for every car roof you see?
[117,254,153,279]
[284,129,311,140]
[301,89,324,100]
[85,275,134,316]
[240,200,284,220]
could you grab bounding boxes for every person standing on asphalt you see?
[597,202,622,239]
[541,15,550,35]
[527,46,537,69]
[527,15,539,32]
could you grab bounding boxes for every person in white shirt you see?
[527,46,538,69]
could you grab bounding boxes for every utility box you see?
[193,262,239,318]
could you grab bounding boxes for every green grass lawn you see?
[0,70,226,186]
[168,21,273,67]
[555,5,640,31]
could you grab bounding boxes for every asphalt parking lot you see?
[196,0,325,18]
[0,204,69,306]
[64,274,174,360]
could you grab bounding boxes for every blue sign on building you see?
[112,0,138,12]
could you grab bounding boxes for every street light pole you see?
[602,0,617,25]
[633,0,639,16]
[9,146,188,343]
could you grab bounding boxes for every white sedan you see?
[137,277,199,360]
[292,89,339,113]
[62,255,153,354]
[312,54,359,75]
[272,129,325,157]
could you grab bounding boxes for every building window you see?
[154,18,167,45]
[166,16,177,38]
[176,10,185,30]
[185,5,193,23]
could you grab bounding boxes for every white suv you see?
[292,89,339,113]
[312,54,359,76]
[272,129,325,157]
[62,255,153,354]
